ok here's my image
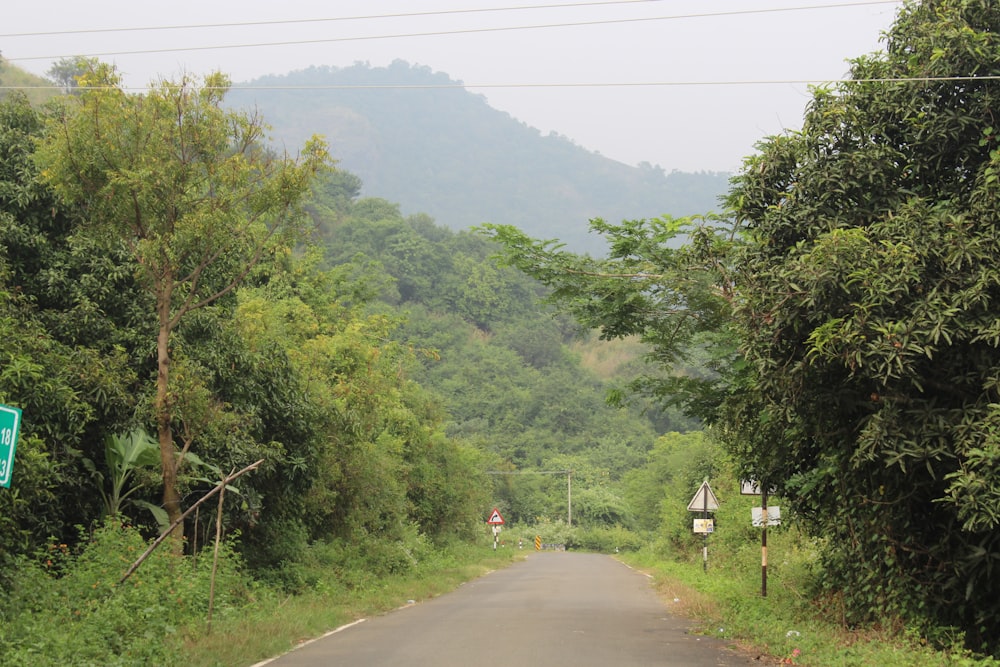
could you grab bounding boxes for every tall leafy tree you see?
[727,0,1000,648]
[34,64,329,546]
[45,56,100,95]
[481,216,737,422]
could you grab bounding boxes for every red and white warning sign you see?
[486,508,505,525]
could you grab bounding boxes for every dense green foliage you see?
[0,87,495,583]
[227,61,730,255]
[1,521,246,665]
[33,64,330,543]
[482,216,737,424]
[726,0,1000,649]
[485,0,1000,655]
[306,178,696,526]
[0,61,682,665]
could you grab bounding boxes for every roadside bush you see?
[1,520,248,666]
[568,525,646,553]
[525,517,573,546]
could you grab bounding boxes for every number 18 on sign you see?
[0,404,22,488]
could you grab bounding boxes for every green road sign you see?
[0,404,22,488]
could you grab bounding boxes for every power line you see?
[4,75,993,94]
[2,0,669,38]
[6,1,900,63]
[1,0,898,40]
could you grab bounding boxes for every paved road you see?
[261,552,761,666]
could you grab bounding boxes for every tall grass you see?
[621,524,1000,667]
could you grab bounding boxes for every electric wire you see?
[3,75,992,94]
[5,1,901,63]
[3,0,673,38]
[1,0,898,39]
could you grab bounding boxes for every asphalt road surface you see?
[259,551,762,666]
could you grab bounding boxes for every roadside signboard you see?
[752,506,781,527]
[741,479,777,496]
[0,404,22,488]
[486,508,505,525]
[693,519,715,534]
[686,481,719,512]
[687,481,719,572]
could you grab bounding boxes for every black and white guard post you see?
[487,507,505,550]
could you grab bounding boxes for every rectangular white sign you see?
[752,506,781,526]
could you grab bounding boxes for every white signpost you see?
[687,481,720,512]
[742,479,778,598]
[752,506,781,527]
[687,481,719,572]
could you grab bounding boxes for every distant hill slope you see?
[230,61,729,255]
[0,58,60,106]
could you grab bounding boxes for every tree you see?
[46,56,99,94]
[727,0,1000,649]
[480,216,737,422]
[35,64,329,549]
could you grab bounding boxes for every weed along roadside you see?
[618,474,1000,667]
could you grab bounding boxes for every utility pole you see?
[567,470,572,527]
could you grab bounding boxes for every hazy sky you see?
[5,0,901,172]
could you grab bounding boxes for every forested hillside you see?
[228,61,730,255]
[11,3,1000,662]
[0,68,702,659]
[0,56,685,581]
[305,168,700,525]
[0,56,55,105]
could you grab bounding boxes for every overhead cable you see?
[3,1,671,38]
[4,75,992,94]
[6,1,901,63]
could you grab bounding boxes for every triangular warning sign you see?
[487,508,505,525]
[687,481,720,512]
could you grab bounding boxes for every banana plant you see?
[84,427,167,527]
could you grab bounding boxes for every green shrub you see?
[568,525,646,553]
[2,520,249,666]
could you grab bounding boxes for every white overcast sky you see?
[4,0,901,172]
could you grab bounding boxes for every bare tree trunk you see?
[207,479,227,633]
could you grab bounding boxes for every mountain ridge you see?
[229,60,729,254]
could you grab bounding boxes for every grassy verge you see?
[173,539,523,667]
[620,532,1000,667]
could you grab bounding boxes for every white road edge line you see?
[619,560,654,578]
[248,618,367,667]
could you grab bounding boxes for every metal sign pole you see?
[761,488,768,597]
